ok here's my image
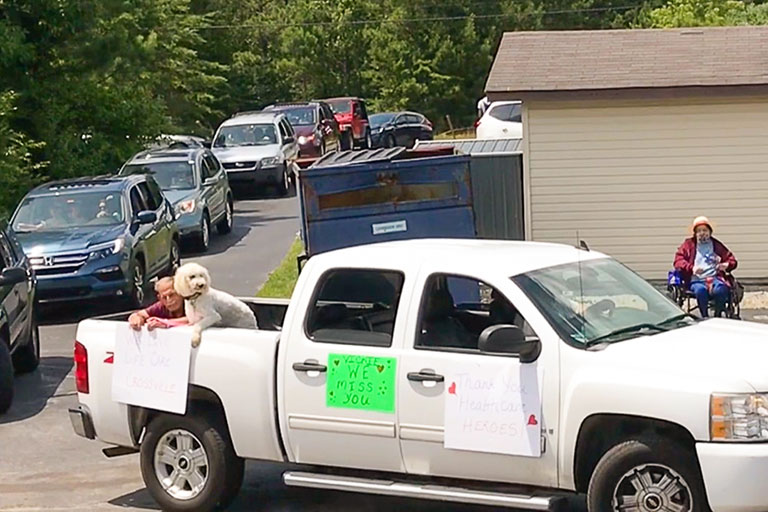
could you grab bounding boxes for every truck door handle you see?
[407,370,444,383]
[293,361,327,373]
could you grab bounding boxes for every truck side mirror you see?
[136,211,157,225]
[0,267,27,287]
[478,324,541,363]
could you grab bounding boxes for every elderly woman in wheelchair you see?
[671,216,739,318]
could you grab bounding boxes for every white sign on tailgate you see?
[112,326,192,414]
[444,362,542,457]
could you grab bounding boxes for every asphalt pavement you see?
[0,189,508,512]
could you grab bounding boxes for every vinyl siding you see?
[525,97,768,280]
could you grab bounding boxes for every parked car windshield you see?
[122,162,196,191]
[278,107,316,126]
[512,257,688,347]
[12,192,125,232]
[328,99,352,114]
[214,124,278,147]
[369,113,395,128]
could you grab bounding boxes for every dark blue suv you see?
[9,175,180,306]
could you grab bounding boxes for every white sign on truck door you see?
[112,326,192,414]
[444,361,542,457]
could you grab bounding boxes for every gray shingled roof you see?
[415,138,522,154]
[486,26,768,94]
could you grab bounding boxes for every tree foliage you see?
[1,0,767,218]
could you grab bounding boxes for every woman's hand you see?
[128,313,145,330]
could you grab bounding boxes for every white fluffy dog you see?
[174,262,258,347]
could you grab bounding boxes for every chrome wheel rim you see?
[366,131,372,148]
[154,429,209,501]
[226,202,233,228]
[133,264,144,304]
[170,243,180,273]
[202,217,209,248]
[612,463,692,512]
[32,323,39,359]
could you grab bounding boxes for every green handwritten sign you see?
[326,353,396,413]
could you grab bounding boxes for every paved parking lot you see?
[0,192,513,512]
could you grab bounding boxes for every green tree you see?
[0,92,44,221]
[2,0,224,183]
[640,0,768,27]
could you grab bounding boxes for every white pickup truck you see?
[70,239,768,512]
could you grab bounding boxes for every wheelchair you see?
[667,270,743,319]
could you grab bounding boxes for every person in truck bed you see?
[128,277,187,330]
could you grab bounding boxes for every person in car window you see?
[673,216,737,318]
[128,277,187,330]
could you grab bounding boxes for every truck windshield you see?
[512,258,689,347]
[122,162,196,191]
[12,192,125,232]
[328,99,352,114]
[369,113,395,128]
[278,107,316,126]
[214,124,277,147]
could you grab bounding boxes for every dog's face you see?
[174,263,211,298]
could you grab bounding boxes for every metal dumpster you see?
[298,147,476,257]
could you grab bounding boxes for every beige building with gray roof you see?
[486,26,768,281]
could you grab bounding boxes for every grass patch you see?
[256,237,304,298]
[435,128,475,140]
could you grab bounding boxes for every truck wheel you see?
[140,413,244,512]
[0,341,13,414]
[341,130,352,151]
[196,213,211,252]
[361,128,372,150]
[587,437,709,512]
[130,259,146,308]
[275,166,289,197]
[12,317,40,374]
[216,198,233,235]
[162,239,181,278]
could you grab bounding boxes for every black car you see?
[9,175,180,307]
[369,111,434,149]
[0,227,38,414]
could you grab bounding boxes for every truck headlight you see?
[175,199,196,216]
[88,238,125,261]
[711,393,768,441]
[261,157,279,168]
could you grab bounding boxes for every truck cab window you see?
[416,274,535,351]
[306,268,404,347]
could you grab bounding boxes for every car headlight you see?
[261,157,279,167]
[175,199,196,216]
[711,393,768,441]
[298,135,316,145]
[88,238,125,261]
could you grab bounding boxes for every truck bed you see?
[77,297,288,462]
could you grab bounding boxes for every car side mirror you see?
[0,267,27,287]
[478,324,541,363]
[136,211,157,225]
[284,136,295,144]
[203,177,217,187]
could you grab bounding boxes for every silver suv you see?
[212,112,299,195]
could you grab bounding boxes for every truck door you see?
[279,266,408,472]
[397,271,560,487]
